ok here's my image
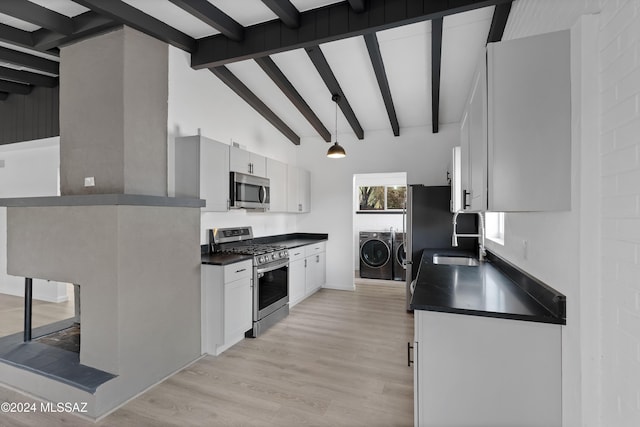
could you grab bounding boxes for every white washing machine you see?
[359,231,393,280]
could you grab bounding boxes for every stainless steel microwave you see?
[230,171,270,210]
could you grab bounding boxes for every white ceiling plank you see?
[28,0,89,18]
[0,12,40,32]
[319,36,391,134]
[122,0,219,38]
[440,7,494,124]
[226,59,319,139]
[377,21,431,129]
[271,48,347,140]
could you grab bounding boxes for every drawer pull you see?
[235,268,247,273]
[293,252,301,256]
[407,342,414,367]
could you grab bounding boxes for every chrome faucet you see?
[452,211,486,261]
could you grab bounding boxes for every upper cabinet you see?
[487,30,571,211]
[175,135,229,212]
[287,165,310,213]
[230,146,266,177]
[459,58,488,212]
[266,158,288,212]
[458,30,571,212]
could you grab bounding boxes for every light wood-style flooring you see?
[0,280,414,426]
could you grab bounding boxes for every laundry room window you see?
[358,185,406,212]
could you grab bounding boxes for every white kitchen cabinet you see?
[468,58,488,212]
[201,260,252,356]
[230,145,266,177]
[458,30,571,213]
[288,248,306,307]
[458,55,487,212]
[304,242,325,295]
[266,158,288,212]
[487,30,571,211]
[287,165,310,213]
[175,135,229,211]
[288,242,326,308]
[413,310,561,427]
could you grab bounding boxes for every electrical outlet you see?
[523,240,528,260]
[0,159,4,168]
[84,176,95,187]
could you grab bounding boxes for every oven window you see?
[258,266,288,312]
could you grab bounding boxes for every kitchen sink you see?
[432,255,480,266]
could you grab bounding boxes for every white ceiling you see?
[0,0,497,140]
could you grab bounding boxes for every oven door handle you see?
[256,259,289,274]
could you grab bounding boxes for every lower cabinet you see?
[202,260,252,356]
[413,310,561,427]
[288,242,326,308]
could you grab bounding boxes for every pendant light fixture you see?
[327,94,346,158]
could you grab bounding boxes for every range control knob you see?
[258,256,265,264]
[281,251,287,258]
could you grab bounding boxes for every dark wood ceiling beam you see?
[0,0,75,35]
[0,66,58,87]
[305,45,364,140]
[347,0,366,13]
[364,33,399,136]
[0,92,8,101]
[168,0,243,41]
[0,46,59,74]
[261,0,300,28]
[255,56,330,142]
[32,11,119,52]
[210,66,300,145]
[0,23,34,50]
[72,0,195,52]
[431,18,443,134]
[192,0,512,69]
[0,79,32,95]
[486,2,512,43]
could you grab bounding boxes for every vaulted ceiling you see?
[0,0,513,145]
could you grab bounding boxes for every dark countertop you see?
[201,252,252,266]
[410,249,566,325]
[201,232,328,265]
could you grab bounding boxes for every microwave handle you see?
[259,186,266,204]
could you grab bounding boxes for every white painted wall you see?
[0,137,68,302]
[297,124,458,290]
[166,47,302,243]
[353,172,406,271]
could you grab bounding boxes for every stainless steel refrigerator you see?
[404,185,476,310]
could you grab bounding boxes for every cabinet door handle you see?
[407,342,414,367]
[463,190,471,209]
[235,268,246,273]
[293,252,301,256]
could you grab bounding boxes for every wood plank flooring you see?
[0,281,414,426]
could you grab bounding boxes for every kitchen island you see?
[410,250,565,427]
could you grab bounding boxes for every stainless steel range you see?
[210,227,289,337]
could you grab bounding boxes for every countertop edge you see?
[0,194,205,208]
[411,303,566,325]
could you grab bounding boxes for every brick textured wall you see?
[599,0,640,424]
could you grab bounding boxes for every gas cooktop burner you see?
[222,244,287,256]
[211,226,290,266]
